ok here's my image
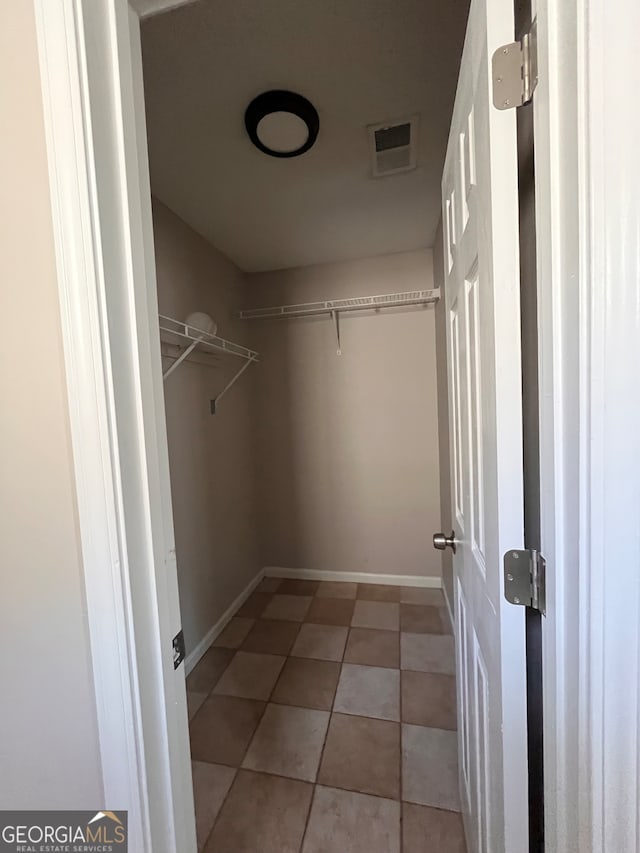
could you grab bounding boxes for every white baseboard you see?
[185,568,265,675]
[185,566,445,675]
[442,579,455,631]
[264,566,442,589]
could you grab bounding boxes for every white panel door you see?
[441,0,528,851]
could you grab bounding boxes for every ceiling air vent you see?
[369,116,418,177]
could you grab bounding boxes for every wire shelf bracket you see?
[158,314,259,411]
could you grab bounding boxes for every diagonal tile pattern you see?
[402,802,467,853]
[189,694,265,766]
[187,647,235,694]
[400,603,445,634]
[344,626,400,668]
[291,623,348,661]
[187,690,207,721]
[262,593,313,622]
[271,657,340,710]
[303,786,401,853]
[306,596,355,626]
[241,618,300,655]
[401,631,456,674]
[402,670,457,730]
[402,724,460,811]
[242,703,330,781]
[333,663,400,721]
[191,761,235,849]
[318,713,400,799]
[212,616,255,648]
[351,599,400,631]
[204,769,312,853]
[212,651,285,700]
[235,590,273,618]
[187,578,466,852]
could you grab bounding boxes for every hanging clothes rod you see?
[158,315,259,409]
[237,288,440,321]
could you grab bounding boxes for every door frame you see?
[33,1,196,851]
[535,0,640,850]
[33,0,639,850]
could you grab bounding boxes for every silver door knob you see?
[433,531,457,554]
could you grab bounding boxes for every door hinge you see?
[492,18,538,110]
[503,549,546,615]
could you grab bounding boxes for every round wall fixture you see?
[245,90,319,158]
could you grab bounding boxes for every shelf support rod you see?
[210,356,258,414]
[162,336,203,380]
[332,310,342,356]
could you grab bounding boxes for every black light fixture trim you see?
[245,90,319,158]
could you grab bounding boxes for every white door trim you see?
[33,1,150,845]
[575,0,640,847]
[33,1,195,850]
[536,0,640,850]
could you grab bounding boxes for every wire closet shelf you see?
[237,288,440,320]
[158,314,259,408]
[238,288,439,356]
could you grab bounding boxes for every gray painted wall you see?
[153,200,262,654]
[0,0,102,808]
[247,251,443,581]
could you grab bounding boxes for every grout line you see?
[313,706,333,790]
[198,766,238,853]
[232,612,308,767]
[398,798,463,814]
[298,781,318,853]
[239,767,404,803]
[189,579,459,852]
[325,705,401,723]
[198,638,288,850]
[187,650,237,726]
[239,620,303,657]
[191,593,284,852]
[312,611,344,781]
[191,760,463,812]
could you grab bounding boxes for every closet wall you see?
[153,200,261,655]
[246,250,443,581]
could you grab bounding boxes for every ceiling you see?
[141,0,469,273]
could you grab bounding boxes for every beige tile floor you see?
[186,577,467,853]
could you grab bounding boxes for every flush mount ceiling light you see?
[245,90,319,158]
